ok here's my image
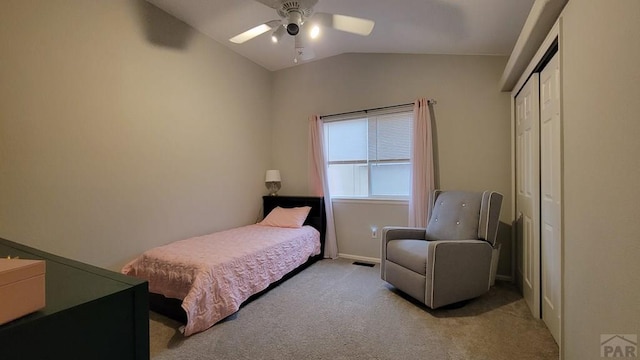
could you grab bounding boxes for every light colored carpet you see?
[150,258,558,360]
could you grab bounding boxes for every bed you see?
[122,196,325,336]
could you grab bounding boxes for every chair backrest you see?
[425,190,503,246]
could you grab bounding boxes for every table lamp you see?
[265,170,281,196]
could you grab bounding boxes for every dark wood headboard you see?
[262,196,326,257]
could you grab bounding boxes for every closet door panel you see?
[515,73,541,319]
[540,52,561,344]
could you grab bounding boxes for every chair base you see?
[384,261,426,305]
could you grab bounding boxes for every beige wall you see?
[560,1,640,358]
[332,199,408,261]
[271,54,514,276]
[0,2,515,279]
[0,0,272,270]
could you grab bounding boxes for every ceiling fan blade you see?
[312,12,375,36]
[229,20,281,44]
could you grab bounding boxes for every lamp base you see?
[266,181,281,196]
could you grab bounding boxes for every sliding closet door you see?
[515,73,540,319]
[540,52,561,344]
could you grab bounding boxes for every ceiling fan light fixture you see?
[310,25,320,39]
[286,10,303,35]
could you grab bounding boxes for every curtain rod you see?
[320,99,437,119]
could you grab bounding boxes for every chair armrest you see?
[380,227,426,280]
[429,239,491,246]
[425,239,493,308]
[382,226,426,243]
[427,240,493,266]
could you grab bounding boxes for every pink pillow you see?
[259,206,311,228]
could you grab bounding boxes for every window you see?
[323,107,413,199]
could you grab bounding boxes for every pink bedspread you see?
[121,224,320,336]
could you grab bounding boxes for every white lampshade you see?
[265,170,281,182]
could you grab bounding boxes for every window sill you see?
[330,197,409,205]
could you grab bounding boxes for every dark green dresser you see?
[0,238,149,360]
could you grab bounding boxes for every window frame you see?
[321,105,414,201]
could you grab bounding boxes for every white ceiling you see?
[146,0,535,72]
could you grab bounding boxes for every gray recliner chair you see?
[381,190,503,308]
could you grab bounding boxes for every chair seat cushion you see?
[386,239,428,275]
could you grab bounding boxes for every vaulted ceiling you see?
[146,0,535,71]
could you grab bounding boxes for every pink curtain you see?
[409,98,435,228]
[308,115,338,258]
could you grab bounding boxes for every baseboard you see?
[496,274,513,282]
[337,253,380,264]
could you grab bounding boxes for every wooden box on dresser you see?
[0,237,149,360]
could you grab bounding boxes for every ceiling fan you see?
[229,0,375,63]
